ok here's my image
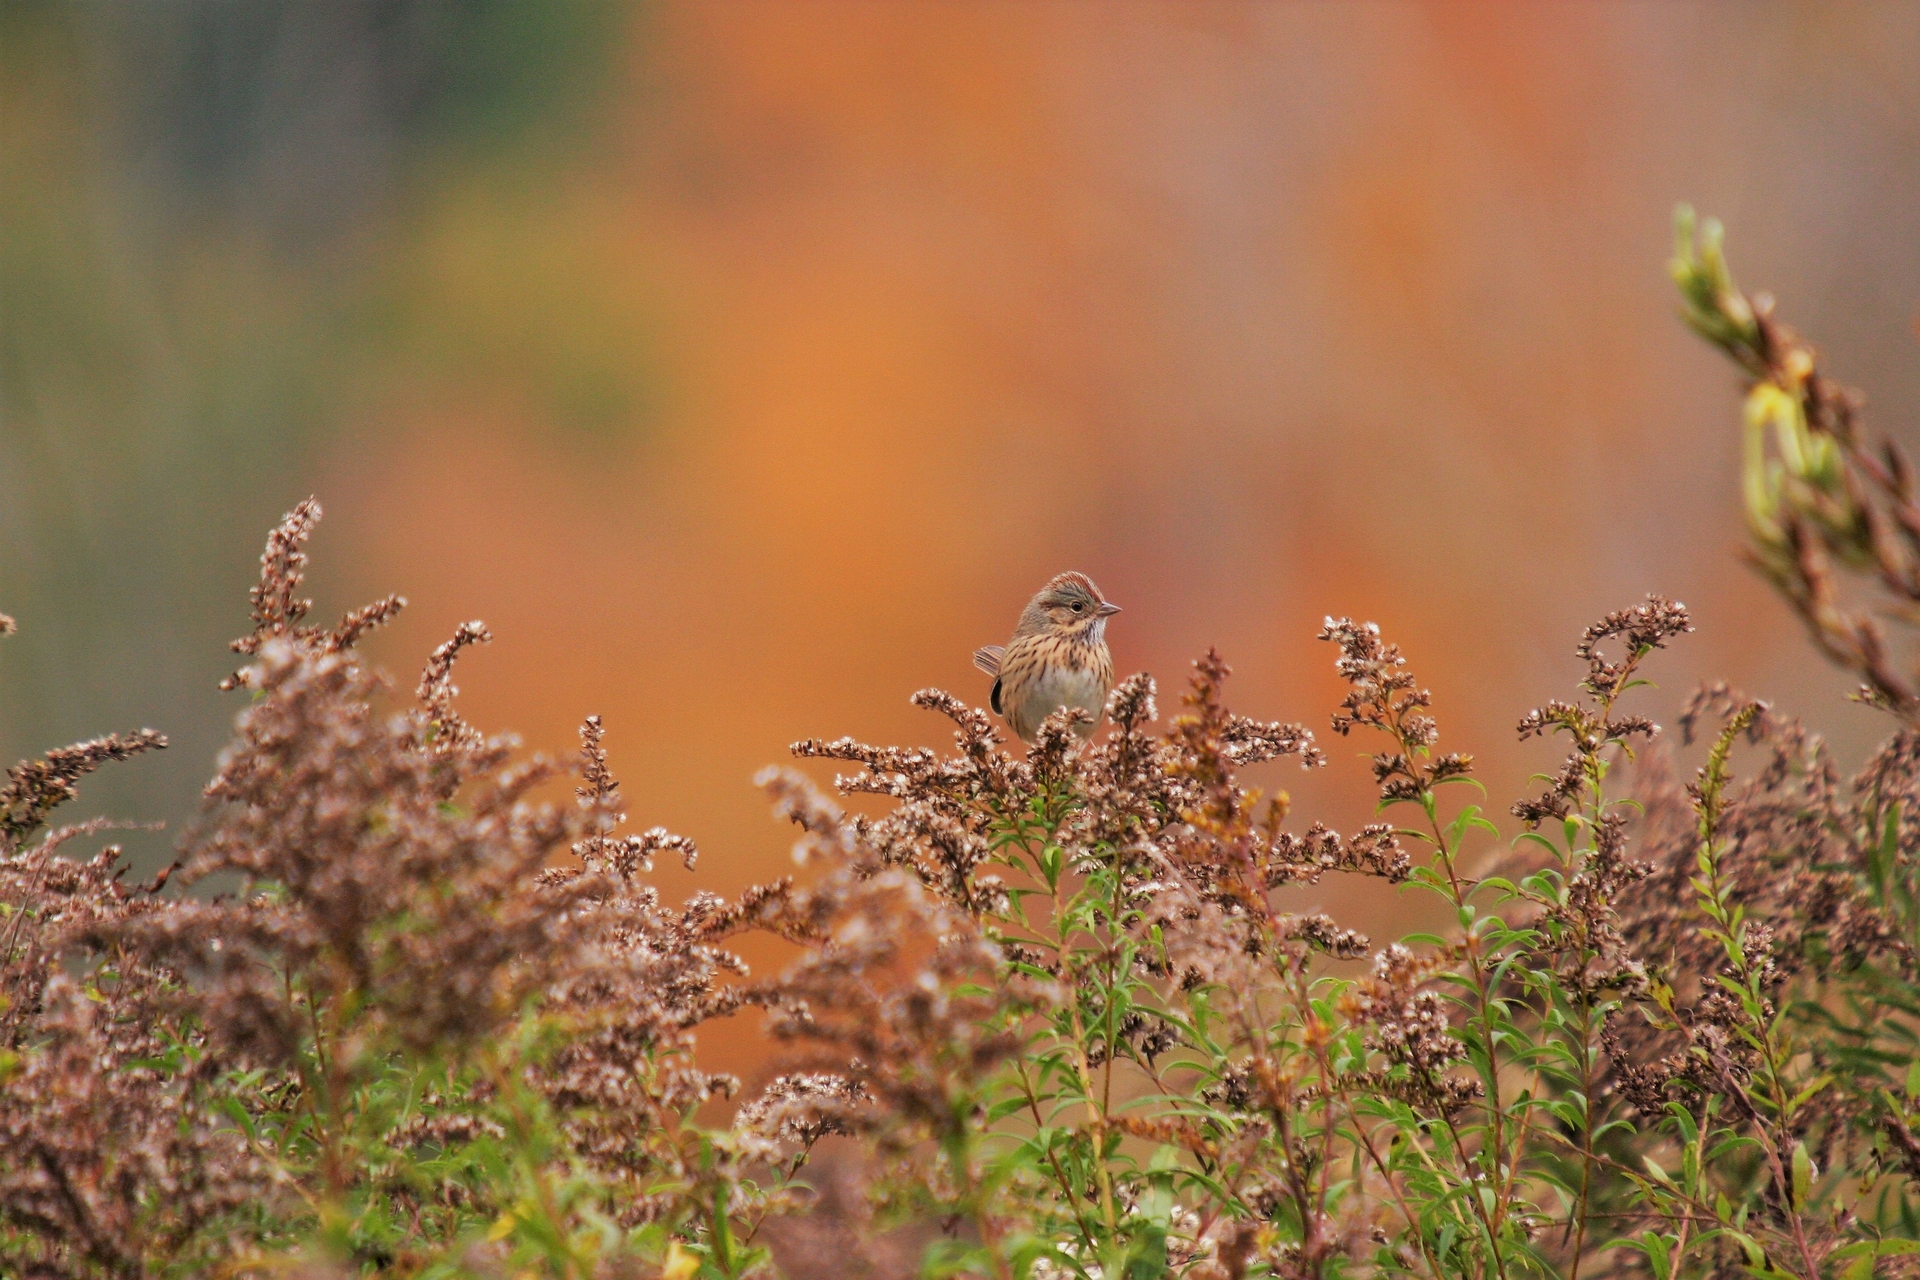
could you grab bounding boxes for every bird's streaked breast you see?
[1010,663,1108,739]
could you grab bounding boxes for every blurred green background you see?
[6,4,1920,1011]
[3,0,631,863]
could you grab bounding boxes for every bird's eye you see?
[1071,601,1085,613]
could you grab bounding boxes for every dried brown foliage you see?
[16,224,1920,1280]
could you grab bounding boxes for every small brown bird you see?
[972,572,1120,743]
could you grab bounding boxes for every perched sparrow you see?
[972,572,1120,743]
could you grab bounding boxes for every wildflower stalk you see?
[1673,205,1920,722]
[1682,706,1823,1280]
[1322,616,1518,1278]
[1029,796,1123,1253]
[1507,606,1685,1279]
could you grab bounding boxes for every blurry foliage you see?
[11,219,1920,1277]
[109,1,618,199]
[0,2,646,862]
[1673,207,1920,723]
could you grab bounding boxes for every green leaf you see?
[1039,843,1064,889]
[1721,1227,1766,1267]
[1642,1231,1673,1280]
[1513,830,1563,861]
[1787,1074,1832,1115]
[1791,1139,1813,1206]
[1871,804,1902,899]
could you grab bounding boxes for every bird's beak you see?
[1097,602,1121,617]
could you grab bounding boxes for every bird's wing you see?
[972,645,1005,677]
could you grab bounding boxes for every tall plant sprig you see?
[1319,617,1534,1280]
[1664,209,1920,1272]
[1317,604,1689,1280]
[1150,652,1374,1280]
[1499,599,1692,1278]
[972,659,1357,1279]
[986,725,1146,1279]
[1606,701,1842,1280]
[1672,206,1920,721]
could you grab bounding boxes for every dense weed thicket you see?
[9,220,1920,1279]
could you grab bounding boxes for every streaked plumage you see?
[973,572,1119,743]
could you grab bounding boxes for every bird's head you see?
[1023,571,1120,639]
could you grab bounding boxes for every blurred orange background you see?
[6,3,1920,1065]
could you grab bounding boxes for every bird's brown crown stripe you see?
[1047,571,1104,598]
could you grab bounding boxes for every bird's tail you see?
[972,645,1005,677]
